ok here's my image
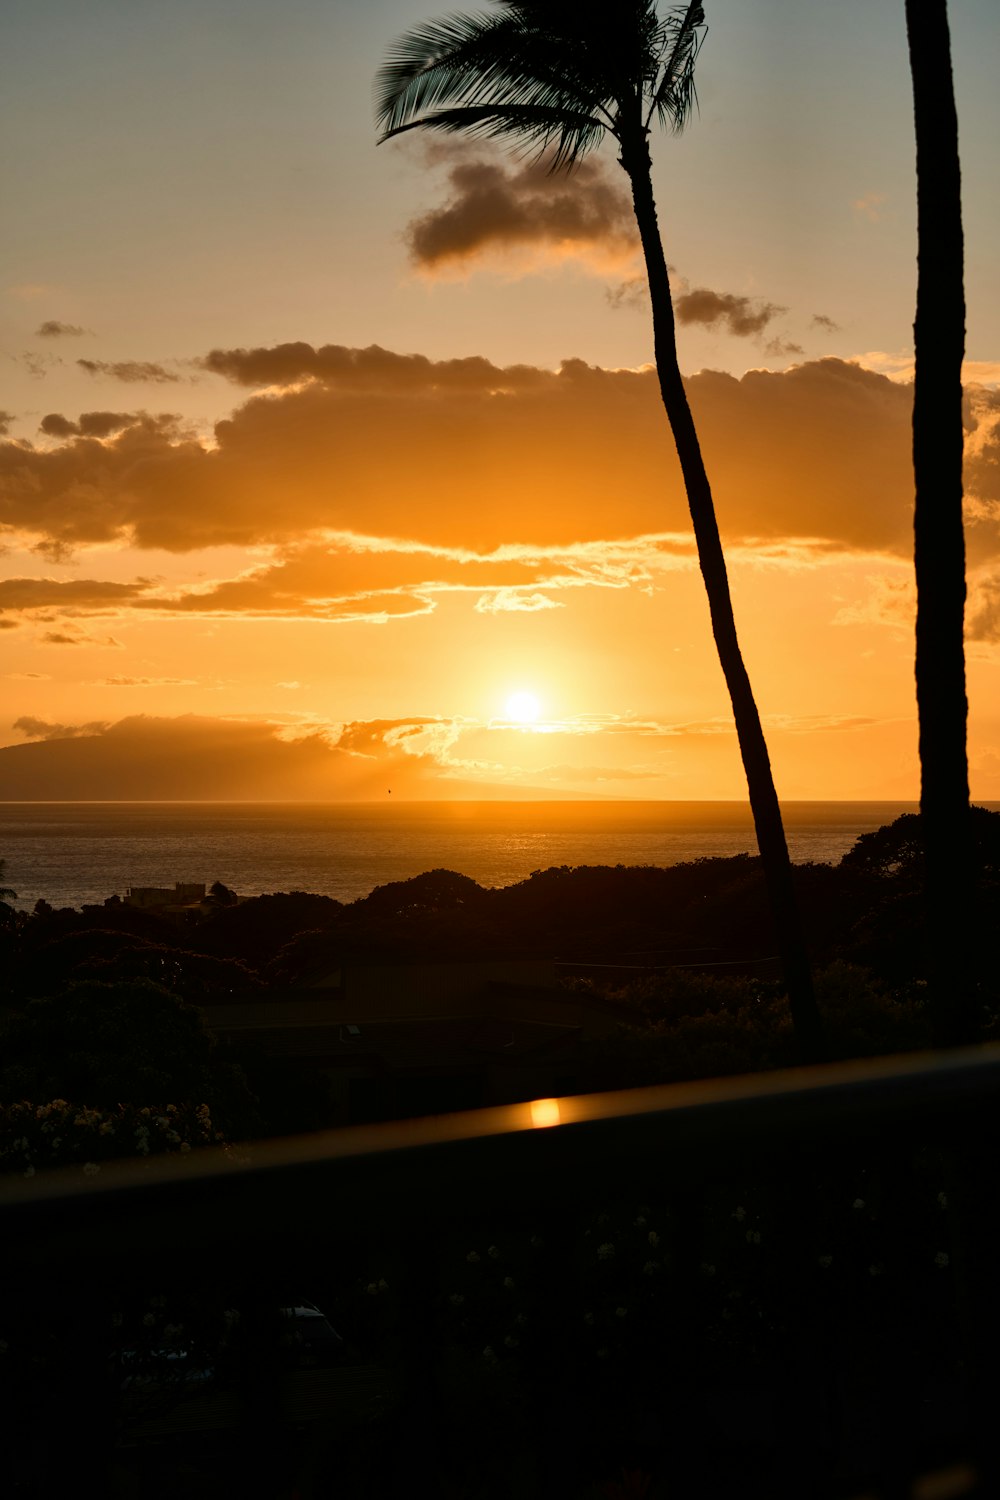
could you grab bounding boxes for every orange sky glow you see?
[1,0,998,802]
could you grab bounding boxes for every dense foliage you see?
[1,810,997,1166]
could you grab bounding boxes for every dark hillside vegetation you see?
[1,809,997,1153]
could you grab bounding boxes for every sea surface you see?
[0,800,941,912]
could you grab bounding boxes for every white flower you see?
[482,1346,498,1365]
[487,1245,500,1260]
[934,1251,950,1269]
[365,1282,380,1296]
[23,1165,35,1178]
[615,1306,628,1319]
[853,1198,865,1211]
[503,1276,515,1290]
[466,1251,480,1264]
[818,1254,833,1269]
[746,1230,762,1245]
[597,1242,615,1260]
[449,1294,465,1307]
[868,1263,884,1277]
[732,1207,746,1222]
[634,1216,647,1227]
[179,1142,191,1153]
[643,1261,660,1276]
[378,1278,388,1291]
[515,1313,527,1326]
[82,1162,100,1177]
[937,1192,948,1209]
[142,1312,156,1326]
[700,1263,716,1277]
[503,1334,520,1349]
[647,1230,660,1248]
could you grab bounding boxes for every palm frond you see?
[375,12,526,138]
[375,1,706,162]
[380,102,607,170]
[375,5,614,166]
[648,2,705,133]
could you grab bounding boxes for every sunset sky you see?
[2,0,999,801]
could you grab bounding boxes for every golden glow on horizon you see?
[505,691,541,724]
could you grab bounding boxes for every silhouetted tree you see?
[376,0,821,1055]
[905,1,972,1045]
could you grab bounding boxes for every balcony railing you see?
[3,1046,1000,1498]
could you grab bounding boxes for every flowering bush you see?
[0,1099,224,1177]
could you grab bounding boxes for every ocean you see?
[0,800,933,912]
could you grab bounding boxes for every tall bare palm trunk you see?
[621,128,822,1059]
[905,0,974,1045]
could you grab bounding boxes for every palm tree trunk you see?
[905,0,974,1046]
[620,130,823,1061]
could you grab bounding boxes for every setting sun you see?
[505,691,541,724]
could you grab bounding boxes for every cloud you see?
[36,321,89,339]
[403,154,640,277]
[18,352,60,379]
[4,344,999,568]
[812,314,839,332]
[606,277,648,312]
[853,191,886,222]
[37,627,123,647]
[0,577,146,611]
[832,573,915,633]
[675,288,784,338]
[0,412,13,437]
[199,340,550,392]
[474,589,563,614]
[98,676,199,687]
[968,571,1000,643]
[77,359,181,384]
[39,411,150,439]
[14,716,109,741]
[0,535,691,630]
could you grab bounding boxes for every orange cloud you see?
[675,288,784,338]
[0,535,695,631]
[36,321,89,339]
[3,345,999,568]
[77,359,182,384]
[403,154,639,277]
[39,411,151,438]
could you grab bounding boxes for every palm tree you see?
[376,0,823,1057]
[905,0,974,1045]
